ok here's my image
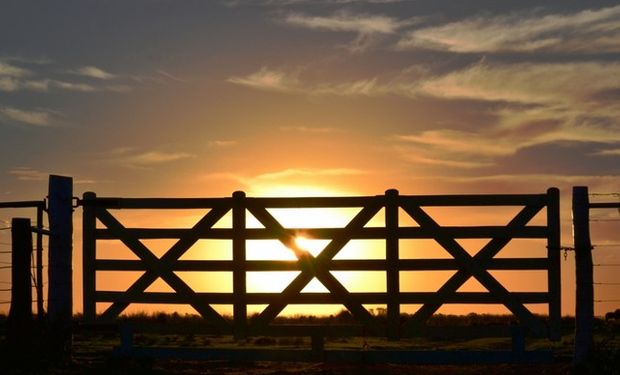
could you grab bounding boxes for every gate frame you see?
[81,188,561,342]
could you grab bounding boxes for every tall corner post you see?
[572,186,593,364]
[547,187,561,341]
[47,175,74,358]
[232,191,247,340]
[8,218,33,348]
[82,192,96,321]
[385,189,400,340]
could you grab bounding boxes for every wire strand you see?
[0,227,12,231]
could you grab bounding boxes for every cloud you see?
[228,67,387,96]
[103,147,195,168]
[280,126,339,133]
[285,11,402,34]
[0,61,30,78]
[416,61,620,107]
[204,168,367,189]
[208,140,238,147]
[593,149,620,156]
[73,66,116,80]
[0,106,55,127]
[8,167,49,181]
[283,11,411,52]
[228,68,299,92]
[0,59,131,93]
[397,5,620,53]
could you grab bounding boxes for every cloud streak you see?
[283,11,411,52]
[397,5,620,53]
[0,106,55,127]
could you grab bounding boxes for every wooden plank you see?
[85,197,230,209]
[385,189,400,340]
[546,187,561,341]
[95,291,549,305]
[94,257,550,272]
[573,186,593,363]
[0,200,44,208]
[589,202,620,209]
[47,175,74,355]
[82,192,97,321]
[399,194,548,206]
[245,195,380,208]
[94,226,548,240]
[8,218,33,348]
[232,191,247,339]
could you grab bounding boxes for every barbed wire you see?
[594,264,620,267]
[590,192,620,197]
[591,219,620,222]
[595,299,620,303]
[594,282,620,285]
[0,266,11,269]
[0,227,11,231]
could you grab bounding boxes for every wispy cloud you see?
[397,5,620,53]
[208,140,238,148]
[228,67,386,96]
[0,61,30,78]
[8,167,49,181]
[0,106,55,127]
[592,149,620,157]
[283,11,411,52]
[103,147,195,168]
[204,167,367,189]
[73,66,116,80]
[0,59,130,93]
[227,68,299,92]
[280,126,339,133]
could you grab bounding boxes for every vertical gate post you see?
[233,191,247,340]
[8,218,33,347]
[36,204,44,322]
[573,186,593,364]
[82,192,96,321]
[385,189,400,340]
[47,175,73,358]
[547,187,561,341]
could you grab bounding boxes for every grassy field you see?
[0,313,618,374]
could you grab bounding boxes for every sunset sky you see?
[1,1,619,317]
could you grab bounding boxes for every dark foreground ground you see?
[1,314,618,374]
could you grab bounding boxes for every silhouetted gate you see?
[81,188,561,341]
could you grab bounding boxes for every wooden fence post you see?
[47,175,73,358]
[547,187,561,341]
[82,192,96,321]
[573,186,593,364]
[385,189,400,340]
[36,204,44,322]
[8,218,33,348]
[233,191,247,340]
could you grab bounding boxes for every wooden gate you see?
[81,188,560,341]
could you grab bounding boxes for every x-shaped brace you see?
[402,203,547,335]
[97,206,230,329]
[247,201,382,331]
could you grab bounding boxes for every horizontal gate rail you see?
[82,188,561,341]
